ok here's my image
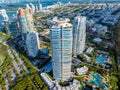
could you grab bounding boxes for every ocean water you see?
[0,1,57,23]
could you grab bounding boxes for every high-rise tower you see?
[38,0,43,11]
[73,16,86,57]
[50,18,73,81]
[17,8,34,34]
[26,32,40,57]
[17,8,40,57]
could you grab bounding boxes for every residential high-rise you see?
[38,0,43,11]
[17,8,34,34]
[26,32,40,57]
[17,8,40,57]
[26,3,35,14]
[73,16,86,57]
[0,9,10,34]
[0,9,19,37]
[50,18,73,81]
[8,19,19,37]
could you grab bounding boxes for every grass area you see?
[0,32,48,89]
[0,32,13,89]
[108,76,118,90]
[0,43,13,74]
[19,54,37,74]
[74,76,85,86]
[12,74,48,90]
[12,76,36,90]
[0,32,13,42]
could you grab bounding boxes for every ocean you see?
[0,0,119,23]
[0,1,58,23]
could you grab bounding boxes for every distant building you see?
[50,18,73,81]
[93,37,102,44]
[8,19,20,37]
[38,0,43,11]
[0,9,10,34]
[26,32,40,57]
[26,3,35,14]
[73,16,86,57]
[0,9,19,37]
[29,3,35,13]
[17,8,35,38]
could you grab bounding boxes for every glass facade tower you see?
[50,23,73,81]
[73,16,86,57]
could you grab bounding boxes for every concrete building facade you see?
[26,32,40,57]
[17,8,34,34]
[73,16,86,56]
[17,8,40,57]
[50,20,73,81]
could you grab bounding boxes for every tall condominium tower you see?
[8,19,19,37]
[38,0,43,11]
[50,18,73,81]
[17,8,34,34]
[0,9,19,37]
[73,16,86,57]
[17,8,40,57]
[26,32,40,57]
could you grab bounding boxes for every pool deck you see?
[85,73,108,90]
[96,55,108,65]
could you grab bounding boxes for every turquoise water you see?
[0,37,3,42]
[88,73,108,90]
[89,73,102,86]
[96,56,108,65]
[0,1,56,22]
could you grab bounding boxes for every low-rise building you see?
[86,47,94,54]
[84,54,91,62]
[77,66,88,75]
[40,73,54,90]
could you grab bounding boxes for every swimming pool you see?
[89,73,102,86]
[88,73,108,90]
[96,56,108,65]
[0,37,3,42]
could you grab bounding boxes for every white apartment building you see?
[50,18,73,81]
[73,16,86,57]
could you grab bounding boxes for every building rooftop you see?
[51,23,73,29]
[51,17,72,29]
[40,73,54,87]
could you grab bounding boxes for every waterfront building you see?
[17,8,35,34]
[0,9,19,37]
[26,32,40,57]
[26,3,35,14]
[8,19,19,37]
[17,8,40,57]
[30,3,35,13]
[73,16,86,57]
[50,18,73,81]
[0,9,10,34]
[38,0,43,11]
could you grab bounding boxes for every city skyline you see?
[0,1,119,90]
